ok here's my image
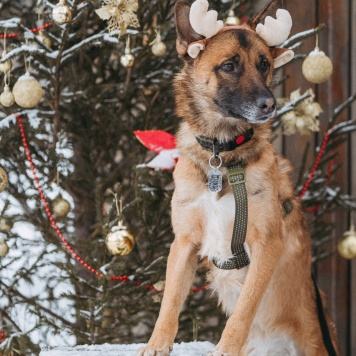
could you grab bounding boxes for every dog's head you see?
[174,0,293,136]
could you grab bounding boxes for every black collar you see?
[195,128,254,153]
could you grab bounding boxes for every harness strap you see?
[213,163,250,269]
[312,275,338,356]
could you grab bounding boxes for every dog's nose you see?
[256,96,276,114]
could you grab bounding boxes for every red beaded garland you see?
[0,23,53,39]
[299,131,331,199]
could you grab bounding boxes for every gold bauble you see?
[52,0,72,24]
[12,72,43,108]
[105,221,135,256]
[0,167,8,192]
[0,51,12,74]
[52,194,71,219]
[337,225,356,259]
[225,9,241,26]
[0,237,9,257]
[36,31,52,48]
[0,217,14,234]
[302,48,333,84]
[151,33,167,58]
[0,85,15,107]
[120,52,135,68]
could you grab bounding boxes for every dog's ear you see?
[174,0,204,57]
[249,0,294,68]
[248,0,280,31]
[270,47,294,68]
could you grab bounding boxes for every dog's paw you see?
[136,345,171,356]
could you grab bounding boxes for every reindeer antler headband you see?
[187,0,293,61]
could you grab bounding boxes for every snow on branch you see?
[61,32,118,63]
[281,24,326,48]
[0,18,21,28]
[0,45,48,62]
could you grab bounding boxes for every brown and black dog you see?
[138,0,339,355]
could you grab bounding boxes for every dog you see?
[137,0,339,355]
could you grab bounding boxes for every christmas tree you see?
[0,0,355,355]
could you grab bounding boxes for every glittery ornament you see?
[0,50,12,74]
[337,224,356,259]
[151,32,167,57]
[0,217,13,233]
[120,37,135,67]
[302,48,333,84]
[0,236,9,257]
[0,167,8,192]
[101,307,115,329]
[225,9,240,26]
[0,84,15,107]
[95,0,139,36]
[52,0,72,24]
[52,194,71,219]
[36,31,52,48]
[12,72,43,108]
[105,220,135,256]
[280,88,322,136]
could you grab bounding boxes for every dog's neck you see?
[195,128,254,154]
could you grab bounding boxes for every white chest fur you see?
[198,192,246,260]
[196,191,249,315]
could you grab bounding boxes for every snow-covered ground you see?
[40,341,215,356]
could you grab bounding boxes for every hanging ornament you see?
[105,195,135,256]
[12,72,43,108]
[302,34,333,84]
[0,166,8,192]
[95,0,139,36]
[0,217,14,234]
[0,73,15,107]
[225,9,241,26]
[280,88,322,136]
[120,36,135,68]
[337,223,356,259]
[36,30,52,48]
[52,0,72,25]
[0,82,15,108]
[52,194,71,219]
[105,220,135,256]
[0,236,9,257]
[150,30,167,57]
[0,50,12,74]
[0,30,12,74]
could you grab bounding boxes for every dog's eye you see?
[260,59,270,72]
[221,62,234,72]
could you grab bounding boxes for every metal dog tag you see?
[208,169,222,192]
[208,153,223,193]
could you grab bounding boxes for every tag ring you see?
[209,154,222,170]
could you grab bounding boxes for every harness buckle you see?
[228,168,245,185]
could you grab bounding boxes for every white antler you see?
[256,9,292,46]
[189,0,223,39]
[187,0,223,58]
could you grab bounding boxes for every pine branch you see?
[281,23,326,48]
[0,279,76,329]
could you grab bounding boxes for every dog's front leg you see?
[137,236,198,356]
[211,228,283,356]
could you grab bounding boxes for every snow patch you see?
[40,342,215,356]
